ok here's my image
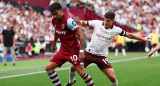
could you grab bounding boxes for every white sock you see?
[115,49,118,56]
[69,70,77,84]
[111,79,118,86]
[155,51,159,56]
[122,49,126,56]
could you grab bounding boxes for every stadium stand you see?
[0,0,160,61]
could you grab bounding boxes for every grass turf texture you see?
[0,52,159,86]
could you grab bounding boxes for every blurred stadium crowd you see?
[67,0,160,35]
[0,0,54,43]
[66,0,160,52]
[0,0,159,58]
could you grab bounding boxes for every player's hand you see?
[75,20,82,25]
[148,51,154,59]
[51,45,56,53]
[143,37,151,42]
[79,52,85,62]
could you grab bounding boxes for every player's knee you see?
[75,66,85,75]
[109,75,117,82]
[77,70,85,75]
[45,66,53,71]
[70,66,76,72]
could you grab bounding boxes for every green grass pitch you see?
[0,52,160,86]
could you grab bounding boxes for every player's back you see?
[52,15,80,52]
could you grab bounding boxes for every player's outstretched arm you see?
[80,20,88,26]
[51,31,58,53]
[76,20,88,26]
[75,28,85,61]
[124,32,151,42]
[148,43,160,59]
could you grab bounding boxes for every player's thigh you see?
[70,65,76,72]
[70,59,90,73]
[96,56,112,70]
[74,65,85,75]
[45,62,59,71]
[102,68,116,81]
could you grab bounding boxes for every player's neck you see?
[105,24,113,29]
[56,15,64,22]
[102,22,113,29]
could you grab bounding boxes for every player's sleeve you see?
[117,27,126,36]
[88,20,99,27]
[67,18,79,31]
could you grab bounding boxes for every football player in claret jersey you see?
[65,11,151,86]
[45,2,94,86]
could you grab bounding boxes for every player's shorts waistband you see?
[86,48,102,56]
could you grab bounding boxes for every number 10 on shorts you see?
[70,55,78,62]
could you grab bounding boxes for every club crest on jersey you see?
[62,24,65,29]
[72,21,77,26]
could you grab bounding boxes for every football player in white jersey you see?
[65,11,151,86]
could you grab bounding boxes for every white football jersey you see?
[86,20,126,57]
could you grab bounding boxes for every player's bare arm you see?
[148,43,160,59]
[125,32,151,42]
[51,31,58,53]
[75,28,85,61]
[78,20,88,26]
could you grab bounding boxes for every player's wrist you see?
[79,50,84,53]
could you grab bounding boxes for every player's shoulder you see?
[66,17,73,22]
[51,18,56,24]
[113,25,122,30]
[112,25,123,32]
[66,17,77,26]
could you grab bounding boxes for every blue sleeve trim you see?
[67,18,78,31]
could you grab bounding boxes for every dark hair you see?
[104,11,115,20]
[50,2,62,14]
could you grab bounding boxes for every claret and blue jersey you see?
[52,15,80,52]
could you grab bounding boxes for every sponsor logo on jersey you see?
[96,33,112,42]
[55,30,66,35]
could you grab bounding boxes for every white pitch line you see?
[0,67,71,79]
[0,55,158,79]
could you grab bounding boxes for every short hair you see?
[104,11,115,20]
[50,2,62,14]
